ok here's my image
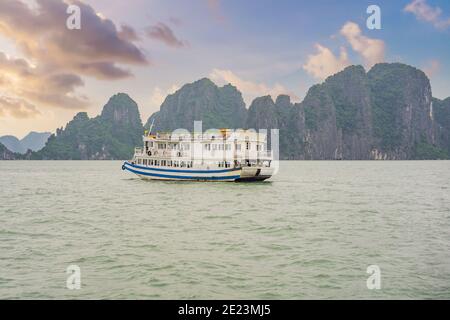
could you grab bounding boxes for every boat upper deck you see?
[136,128,273,162]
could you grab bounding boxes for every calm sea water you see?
[0,161,449,299]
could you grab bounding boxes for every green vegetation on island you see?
[1,63,449,160]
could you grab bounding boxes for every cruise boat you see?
[121,128,275,182]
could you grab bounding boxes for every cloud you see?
[0,0,148,77]
[169,17,183,27]
[150,85,180,108]
[404,0,450,29]
[0,52,33,77]
[0,96,41,119]
[118,24,140,41]
[0,0,148,118]
[0,51,88,111]
[340,21,385,68]
[76,62,132,80]
[146,22,187,48]
[302,44,350,80]
[303,21,385,80]
[423,59,440,78]
[210,69,298,104]
[206,0,226,23]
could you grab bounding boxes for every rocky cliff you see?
[243,63,449,159]
[431,97,450,158]
[4,63,447,161]
[32,93,143,160]
[0,142,18,160]
[145,78,247,132]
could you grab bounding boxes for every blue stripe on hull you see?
[125,162,240,174]
[124,165,240,181]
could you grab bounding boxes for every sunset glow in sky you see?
[0,0,449,137]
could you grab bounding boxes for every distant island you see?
[1,63,449,160]
[0,132,51,154]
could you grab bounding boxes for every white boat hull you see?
[122,161,273,182]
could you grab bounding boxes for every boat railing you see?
[135,147,144,155]
[134,148,273,159]
[256,151,273,158]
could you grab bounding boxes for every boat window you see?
[225,144,231,150]
[181,161,185,167]
[236,144,241,151]
[143,159,147,166]
[246,142,250,150]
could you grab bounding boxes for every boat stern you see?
[235,166,274,182]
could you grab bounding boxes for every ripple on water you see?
[0,160,449,299]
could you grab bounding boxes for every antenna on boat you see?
[149,118,155,134]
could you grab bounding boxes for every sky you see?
[0,0,449,138]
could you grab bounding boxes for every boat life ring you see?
[154,151,158,155]
[147,150,152,156]
[121,164,126,170]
